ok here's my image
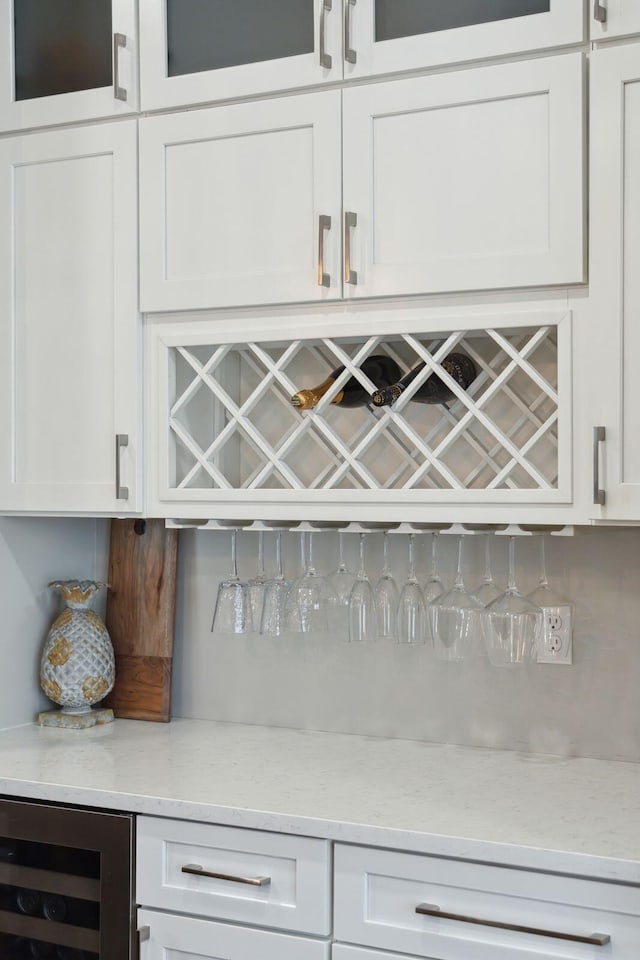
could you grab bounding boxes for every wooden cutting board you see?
[103,519,179,722]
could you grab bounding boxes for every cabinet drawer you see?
[138,908,330,960]
[334,844,640,959]
[137,817,331,935]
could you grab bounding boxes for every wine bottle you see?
[41,894,67,923]
[370,353,477,407]
[15,888,41,917]
[290,355,401,410]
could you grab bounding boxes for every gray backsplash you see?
[171,526,640,762]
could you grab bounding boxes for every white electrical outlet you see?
[536,605,573,664]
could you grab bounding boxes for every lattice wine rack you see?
[148,310,572,514]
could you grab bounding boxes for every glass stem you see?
[230,529,238,581]
[358,534,367,580]
[257,532,265,579]
[308,532,316,575]
[408,534,417,583]
[484,534,492,583]
[275,531,283,581]
[299,532,306,576]
[454,536,464,588]
[383,531,391,575]
[338,531,346,571]
[430,532,439,579]
[538,535,549,587]
[507,536,517,592]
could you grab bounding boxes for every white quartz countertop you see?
[0,718,638,883]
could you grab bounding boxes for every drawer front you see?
[138,908,330,960]
[137,817,330,934]
[334,947,430,960]
[334,844,640,960]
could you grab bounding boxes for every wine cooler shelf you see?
[154,310,571,508]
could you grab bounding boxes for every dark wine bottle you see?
[56,947,86,960]
[290,355,402,410]
[370,353,477,407]
[15,889,41,917]
[41,894,67,923]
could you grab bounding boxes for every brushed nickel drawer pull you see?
[344,211,358,285]
[593,425,606,506]
[416,904,610,946]
[345,0,357,63]
[113,33,127,101]
[320,0,332,69]
[318,214,331,287]
[182,863,271,886]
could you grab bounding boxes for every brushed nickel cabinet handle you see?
[113,32,127,101]
[594,1,607,23]
[181,864,271,887]
[344,211,358,285]
[115,434,129,500]
[593,426,606,506]
[415,904,610,946]
[345,0,357,63]
[318,214,331,287]
[320,0,332,68]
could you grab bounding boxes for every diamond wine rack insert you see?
[160,313,570,504]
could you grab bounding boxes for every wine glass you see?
[349,534,377,643]
[248,531,269,630]
[473,533,503,607]
[259,531,289,637]
[284,531,338,634]
[396,534,426,644]
[330,532,358,606]
[527,535,573,657]
[483,537,543,667]
[428,536,483,661]
[375,532,399,641]
[423,532,445,604]
[211,529,252,635]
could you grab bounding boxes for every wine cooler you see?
[0,797,134,960]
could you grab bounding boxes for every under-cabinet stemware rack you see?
[165,519,576,536]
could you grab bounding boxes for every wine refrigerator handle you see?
[594,1,607,23]
[116,434,129,501]
[593,426,606,506]
[318,215,331,287]
[345,211,358,285]
[320,0,332,69]
[345,0,357,63]
[113,33,127,102]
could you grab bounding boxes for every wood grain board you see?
[103,519,179,722]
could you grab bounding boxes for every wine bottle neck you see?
[290,376,345,410]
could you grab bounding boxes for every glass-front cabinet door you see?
[140,0,341,112]
[345,0,584,79]
[0,0,137,132]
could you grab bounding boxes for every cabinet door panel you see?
[347,0,584,80]
[138,909,330,960]
[591,1,640,41]
[343,54,585,300]
[140,0,341,112]
[139,92,342,312]
[0,122,140,513]
[590,46,640,520]
[0,0,137,131]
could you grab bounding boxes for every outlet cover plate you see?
[537,604,573,664]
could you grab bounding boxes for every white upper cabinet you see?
[590,45,640,521]
[345,0,584,80]
[0,0,138,132]
[139,0,341,112]
[343,54,585,300]
[0,121,140,513]
[591,1,640,41]
[139,91,342,313]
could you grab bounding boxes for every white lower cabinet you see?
[334,844,640,959]
[0,119,140,512]
[334,948,427,960]
[138,909,330,960]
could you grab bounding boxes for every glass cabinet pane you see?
[166,0,314,77]
[14,0,113,102]
[375,0,550,43]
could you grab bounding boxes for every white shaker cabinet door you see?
[591,1,640,41]
[0,0,138,132]
[347,0,584,80]
[0,121,140,513]
[590,45,640,521]
[140,0,342,112]
[139,90,342,312]
[342,53,585,300]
